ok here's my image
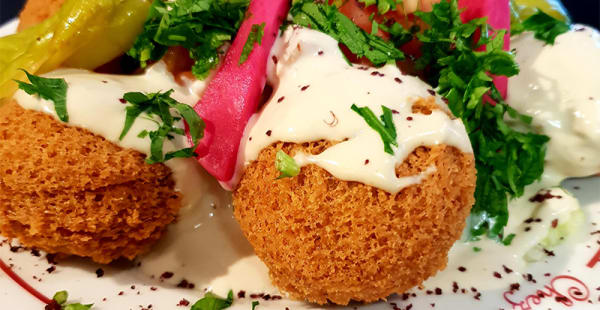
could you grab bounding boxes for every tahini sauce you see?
[242,27,472,194]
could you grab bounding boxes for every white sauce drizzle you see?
[12,62,206,198]
[508,25,600,178]
[242,27,472,194]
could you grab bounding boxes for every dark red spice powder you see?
[95,268,104,278]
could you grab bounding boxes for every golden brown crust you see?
[0,101,182,264]
[233,141,476,305]
[17,0,65,31]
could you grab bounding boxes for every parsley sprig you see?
[128,0,250,79]
[415,0,549,241]
[239,23,266,65]
[290,0,404,66]
[15,70,68,122]
[50,290,93,310]
[191,290,233,310]
[511,10,570,44]
[351,104,398,155]
[119,90,204,164]
[359,0,403,15]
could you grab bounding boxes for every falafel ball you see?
[233,141,476,305]
[0,101,182,264]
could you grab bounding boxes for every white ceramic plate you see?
[1,19,600,310]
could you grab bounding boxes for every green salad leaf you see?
[128,0,250,79]
[14,70,68,122]
[120,90,205,164]
[351,104,398,155]
[240,23,266,65]
[358,0,403,14]
[290,0,404,66]
[415,0,549,241]
[51,291,93,310]
[511,9,570,44]
[191,290,234,310]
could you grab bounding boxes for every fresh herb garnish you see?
[51,290,93,310]
[120,90,204,164]
[511,10,569,44]
[275,150,300,179]
[251,301,259,310]
[14,70,68,122]
[191,290,234,310]
[414,0,549,241]
[239,23,266,65]
[473,246,482,252]
[351,104,398,155]
[128,0,250,79]
[358,0,403,15]
[290,0,404,66]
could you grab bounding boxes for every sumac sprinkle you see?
[427,89,436,96]
[364,159,370,165]
[493,272,502,279]
[238,290,246,298]
[96,268,104,278]
[266,130,272,136]
[160,272,174,279]
[458,266,467,272]
[46,266,56,274]
[529,190,562,203]
[435,288,442,295]
[119,98,127,104]
[509,283,520,291]
[394,77,403,84]
[272,56,278,64]
[277,96,285,103]
[118,291,124,296]
[318,51,324,55]
[45,301,61,310]
[503,265,513,274]
[178,299,190,306]
[407,116,413,121]
[301,85,310,91]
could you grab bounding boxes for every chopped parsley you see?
[14,70,68,122]
[275,150,300,179]
[511,10,570,44]
[239,23,266,65]
[358,0,403,14]
[251,301,259,310]
[128,0,250,79]
[290,0,404,66]
[191,290,234,310]
[414,0,549,241]
[351,104,398,155]
[119,90,204,164]
[51,290,93,310]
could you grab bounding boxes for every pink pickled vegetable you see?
[192,0,290,183]
[458,0,511,98]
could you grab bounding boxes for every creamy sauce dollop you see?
[241,27,472,194]
[508,25,600,178]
